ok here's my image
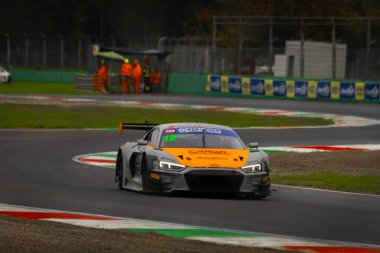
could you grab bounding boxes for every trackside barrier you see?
[75,74,121,91]
[75,75,97,90]
[168,73,208,95]
[206,75,380,102]
[12,69,82,83]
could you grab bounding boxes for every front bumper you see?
[145,167,270,196]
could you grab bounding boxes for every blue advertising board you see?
[364,83,379,100]
[295,80,308,98]
[228,77,242,93]
[340,82,355,99]
[210,75,221,92]
[273,80,287,97]
[250,78,265,95]
[317,81,331,99]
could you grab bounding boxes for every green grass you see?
[0,82,98,95]
[272,173,380,195]
[0,104,333,128]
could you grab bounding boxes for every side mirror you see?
[137,139,148,146]
[249,142,259,150]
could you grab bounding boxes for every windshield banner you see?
[162,128,237,137]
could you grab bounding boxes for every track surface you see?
[1,95,380,245]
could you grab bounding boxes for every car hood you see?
[160,148,249,168]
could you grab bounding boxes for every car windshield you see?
[159,127,245,149]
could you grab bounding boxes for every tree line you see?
[1,0,380,48]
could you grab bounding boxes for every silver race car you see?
[115,122,271,198]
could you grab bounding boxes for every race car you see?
[0,66,12,83]
[115,122,271,198]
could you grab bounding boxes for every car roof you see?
[157,122,233,131]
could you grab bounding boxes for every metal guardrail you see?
[74,74,122,91]
[74,75,96,90]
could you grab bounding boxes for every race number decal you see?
[164,134,177,142]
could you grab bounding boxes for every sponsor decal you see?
[177,128,222,134]
[273,80,286,97]
[340,82,355,99]
[331,81,340,99]
[295,81,308,97]
[355,82,365,100]
[210,75,221,92]
[242,78,251,94]
[265,80,273,96]
[365,83,379,100]
[206,75,211,92]
[286,80,295,98]
[150,172,160,180]
[221,76,229,93]
[307,81,317,98]
[228,77,242,93]
[163,129,177,134]
[317,81,331,98]
[250,79,265,95]
[189,150,232,155]
[196,157,228,160]
[163,128,238,137]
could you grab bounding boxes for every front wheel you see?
[140,157,150,192]
[115,151,124,190]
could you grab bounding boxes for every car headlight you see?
[241,163,262,173]
[159,161,185,171]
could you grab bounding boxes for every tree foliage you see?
[1,0,380,47]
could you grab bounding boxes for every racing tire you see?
[241,193,267,200]
[254,194,267,200]
[116,151,124,190]
[141,156,150,193]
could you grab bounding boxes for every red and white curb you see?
[73,151,116,169]
[1,203,379,253]
[73,144,380,169]
[2,95,380,128]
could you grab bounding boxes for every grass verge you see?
[0,82,98,95]
[0,103,333,128]
[270,151,380,195]
[271,173,380,195]
[0,215,285,253]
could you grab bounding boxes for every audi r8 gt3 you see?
[115,122,271,198]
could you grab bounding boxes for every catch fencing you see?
[0,34,158,72]
[160,16,380,81]
[2,16,380,81]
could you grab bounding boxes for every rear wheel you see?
[116,151,124,190]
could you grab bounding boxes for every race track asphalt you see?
[1,95,380,245]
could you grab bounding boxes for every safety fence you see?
[206,74,380,102]
[159,16,380,81]
[0,34,158,71]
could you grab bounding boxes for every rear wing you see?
[118,122,158,134]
